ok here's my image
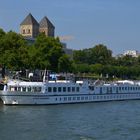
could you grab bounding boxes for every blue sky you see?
[0,0,140,55]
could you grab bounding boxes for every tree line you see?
[0,28,140,79]
[0,28,72,72]
[73,45,140,79]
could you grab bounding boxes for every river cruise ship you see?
[1,79,140,105]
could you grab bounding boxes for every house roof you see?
[20,13,39,26]
[39,16,55,29]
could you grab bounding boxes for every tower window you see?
[28,29,30,34]
[22,29,25,34]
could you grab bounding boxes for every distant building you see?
[123,50,139,57]
[61,42,73,59]
[20,13,73,57]
[39,16,55,37]
[115,54,123,59]
[20,13,39,38]
[20,13,55,38]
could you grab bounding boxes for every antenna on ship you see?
[43,69,50,82]
[43,69,46,82]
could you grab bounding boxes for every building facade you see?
[20,13,39,38]
[20,13,73,58]
[39,16,55,37]
[123,50,139,57]
[20,13,55,38]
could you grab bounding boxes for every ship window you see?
[32,87,38,92]
[92,86,94,90]
[68,87,71,92]
[58,87,61,92]
[68,97,71,101]
[76,87,79,92]
[100,87,102,93]
[18,87,21,91]
[53,87,57,92]
[14,87,17,91]
[28,87,31,92]
[36,87,41,92]
[72,87,75,92]
[64,97,67,101]
[22,87,26,92]
[77,97,80,100]
[73,97,76,100]
[63,87,66,92]
[48,87,52,92]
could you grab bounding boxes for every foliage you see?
[0,28,140,79]
[73,44,112,65]
[0,30,71,72]
[58,54,73,72]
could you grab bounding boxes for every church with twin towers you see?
[20,13,73,58]
[20,13,55,38]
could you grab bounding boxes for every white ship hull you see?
[1,79,140,105]
[1,92,140,105]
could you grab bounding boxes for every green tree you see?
[0,28,5,38]
[58,54,72,72]
[34,33,64,71]
[90,64,103,75]
[0,31,27,70]
[116,55,137,66]
[73,44,112,65]
[48,46,64,71]
[75,64,90,73]
[89,44,112,64]
[73,50,89,64]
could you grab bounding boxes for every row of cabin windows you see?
[100,86,140,92]
[9,86,42,92]
[47,87,80,93]
[118,86,140,91]
[95,94,140,99]
[56,94,140,102]
[56,96,89,101]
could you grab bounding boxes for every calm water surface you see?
[0,101,140,140]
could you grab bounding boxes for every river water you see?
[0,100,140,140]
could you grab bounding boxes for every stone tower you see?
[20,13,39,38]
[39,16,55,37]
